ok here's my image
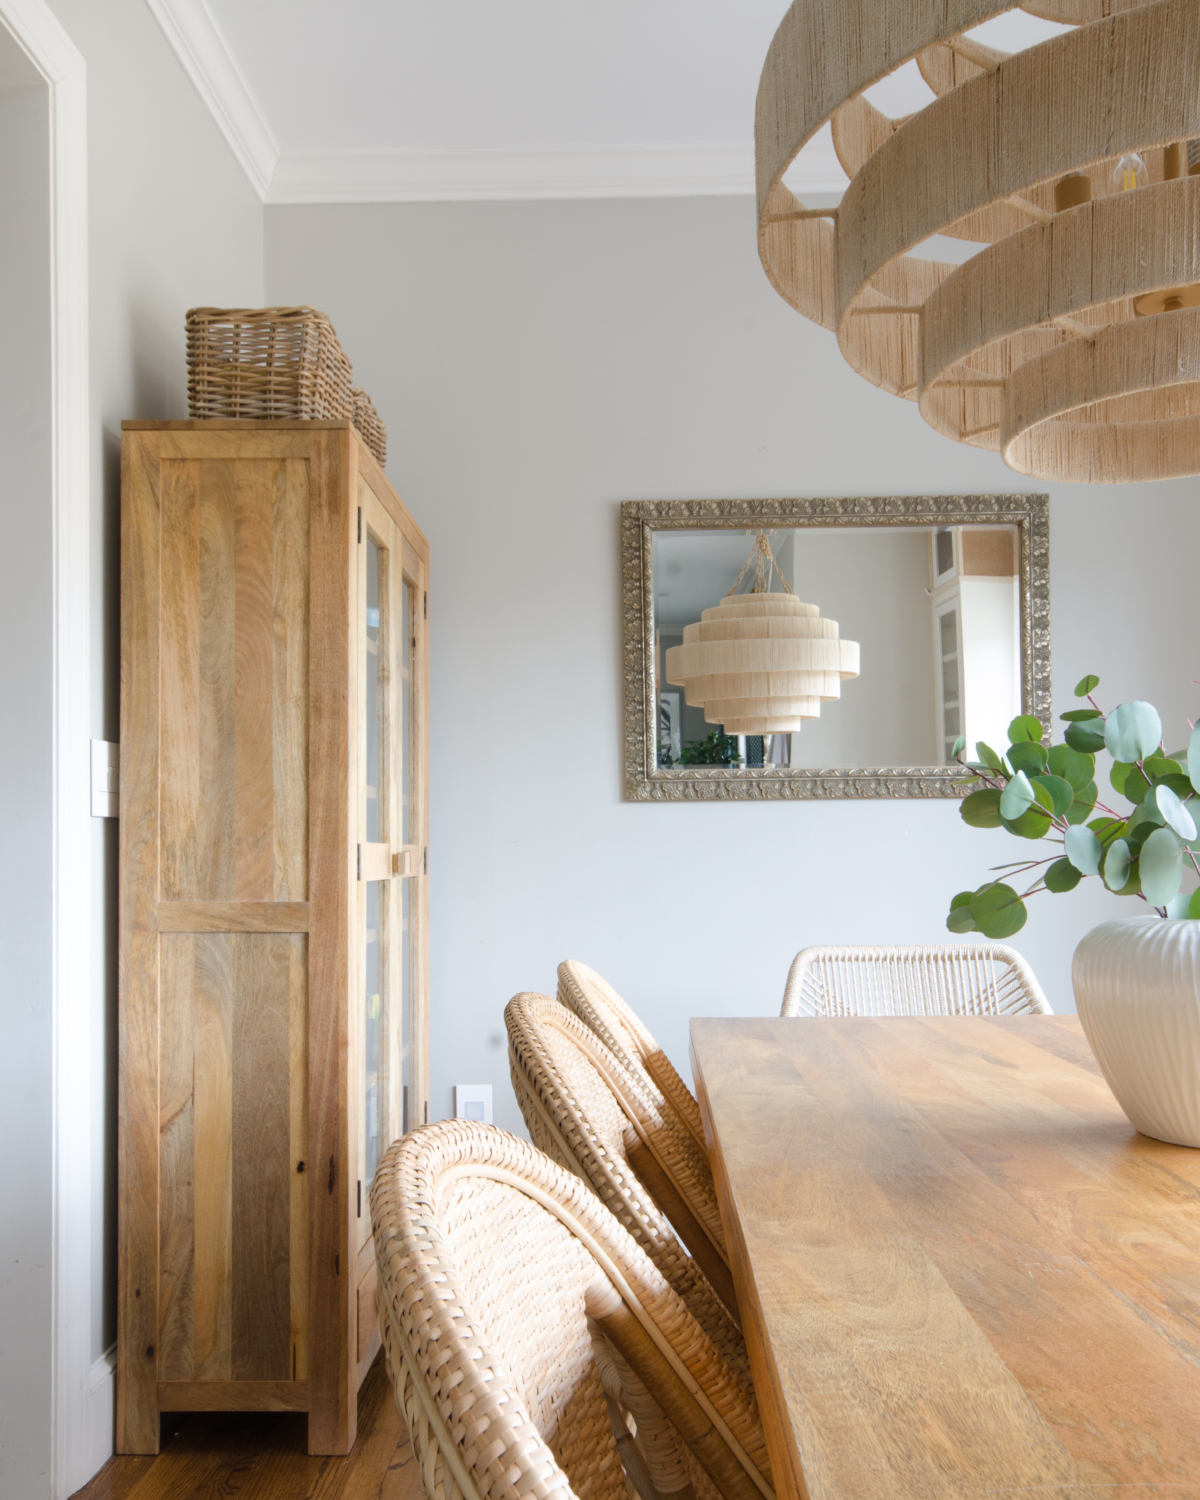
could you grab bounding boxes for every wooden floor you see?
[72,1356,421,1500]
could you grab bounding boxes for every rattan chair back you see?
[370,1121,774,1500]
[557,960,708,1157]
[780,943,1052,1018]
[505,994,743,1366]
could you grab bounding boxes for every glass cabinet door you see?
[357,485,425,1252]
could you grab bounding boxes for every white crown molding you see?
[143,0,278,198]
[142,0,848,205]
[267,144,758,204]
[266,131,848,206]
[0,1,92,1496]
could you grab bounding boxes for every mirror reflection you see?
[652,524,1021,772]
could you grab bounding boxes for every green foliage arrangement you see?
[677,730,744,767]
[948,675,1200,939]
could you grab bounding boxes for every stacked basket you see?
[186,306,387,467]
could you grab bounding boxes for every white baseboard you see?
[87,1346,116,1478]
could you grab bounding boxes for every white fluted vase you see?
[1073,918,1200,1148]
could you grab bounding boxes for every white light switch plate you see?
[91,740,119,817]
[454,1084,493,1124]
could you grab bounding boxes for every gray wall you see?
[0,41,54,1497]
[0,11,261,1492]
[265,195,1200,1137]
[44,0,265,1369]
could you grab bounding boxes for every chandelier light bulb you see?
[1111,152,1147,193]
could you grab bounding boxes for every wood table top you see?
[690,1015,1200,1500]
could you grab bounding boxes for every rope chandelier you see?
[664,530,860,737]
[756,0,1200,483]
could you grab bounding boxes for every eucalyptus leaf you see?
[999,770,1035,821]
[951,735,966,758]
[1000,778,1056,840]
[1102,838,1132,892]
[1109,761,1132,796]
[946,889,976,933]
[1008,715,1044,744]
[1045,858,1082,893]
[1061,708,1103,722]
[1144,756,1183,780]
[976,741,1003,774]
[1088,816,1127,844]
[1007,741,1049,777]
[1065,718,1106,753]
[1128,799,1163,835]
[1105,701,1163,763]
[1139,825,1184,907]
[1156,784,1198,841]
[1122,767,1151,805]
[1065,825,1102,875]
[961,787,1003,829]
[1037,774,1074,816]
[1048,744,1095,792]
[1190,889,1200,919]
[968,882,1027,939]
[1190,724,1200,795]
[1074,674,1100,697]
[1063,781,1098,825]
[1166,891,1193,918]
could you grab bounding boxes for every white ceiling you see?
[149,1,1072,203]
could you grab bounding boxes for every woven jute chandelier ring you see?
[757,0,1200,483]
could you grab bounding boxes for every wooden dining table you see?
[690,1015,1200,1500]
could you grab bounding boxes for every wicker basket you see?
[351,388,387,467]
[186,306,355,423]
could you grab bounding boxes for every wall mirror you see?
[622,495,1049,801]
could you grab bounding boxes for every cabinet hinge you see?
[423,591,427,620]
[423,846,428,875]
[357,1179,362,1219]
[357,506,362,543]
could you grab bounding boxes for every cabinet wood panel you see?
[159,457,310,904]
[120,422,429,1455]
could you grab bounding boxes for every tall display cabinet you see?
[117,420,429,1455]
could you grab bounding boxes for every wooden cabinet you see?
[117,421,429,1455]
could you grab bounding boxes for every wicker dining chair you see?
[505,992,743,1367]
[371,1120,774,1500]
[779,943,1052,1018]
[557,960,709,1158]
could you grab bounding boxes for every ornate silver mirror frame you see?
[623,495,1050,802]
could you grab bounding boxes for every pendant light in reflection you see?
[663,530,860,737]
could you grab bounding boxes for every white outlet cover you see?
[454,1084,493,1125]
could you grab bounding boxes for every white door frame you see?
[0,2,91,1495]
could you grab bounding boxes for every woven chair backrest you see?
[557,960,708,1157]
[780,944,1052,1018]
[504,994,742,1372]
[370,1121,773,1500]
